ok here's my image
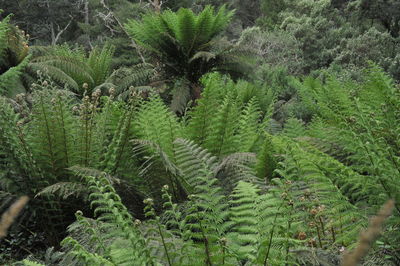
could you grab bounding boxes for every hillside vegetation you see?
[0,1,399,265]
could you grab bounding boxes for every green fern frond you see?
[20,260,45,266]
[274,136,366,248]
[135,94,183,161]
[282,117,307,138]
[256,178,304,265]
[0,97,40,193]
[0,55,30,97]
[186,73,229,144]
[237,97,263,152]
[173,138,218,193]
[227,181,260,261]
[61,237,114,265]
[100,100,136,175]
[32,55,94,88]
[27,63,79,90]
[96,64,155,99]
[204,91,240,157]
[255,133,277,181]
[61,174,152,265]
[215,152,260,192]
[176,8,197,54]
[29,44,115,95]
[87,44,115,86]
[36,182,87,200]
[28,88,77,180]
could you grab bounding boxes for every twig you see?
[100,0,146,64]
[52,16,74,45]
[341,200,395,266]
[0,196,29,239]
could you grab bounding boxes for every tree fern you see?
[274,136,366,248]
[0,16,30,97]
[61,173,152,265]
[27,87,77,180]
[125,5,251,100]
[28,44,115,95]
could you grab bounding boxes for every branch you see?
[52,16,74,45]
[341,200,395,266]
[0,196,29,239]
[100,0,146,64]
[148,0,163,13]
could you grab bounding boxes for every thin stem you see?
[156,221,173,266]
[318,216,326,236]
[315,221,323,248]
[331,226,336,243]
[263,210,280,266]
[198,214,213,266]
[56,95,70,169]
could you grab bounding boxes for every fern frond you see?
[237,97,263,152]
[255,133,277,181]
[28,88,77,181]
[215,152,260,193]
[36,182,87,200]
[186,73,229,144]
[0,55,30,97]
[0,97,40,193]
[62,174,152,264]
[61,237,114,265]
[135,94,183,161]
[27,63,79,90]
[173,138,218,193]
[282,117,307,138]
[227,181,260,261]
[204,91,240,157]
[256,178,304,265]
[87,44,115,86]
[20,260,45,266]
[274,136,366,248]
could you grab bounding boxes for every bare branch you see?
[100,0,146,64]
[52,16,74,45]
[0,196,29,239]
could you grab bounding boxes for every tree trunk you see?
[84,0,89,24]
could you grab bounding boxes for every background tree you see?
[354,0,400,37]
[0,0,84,45]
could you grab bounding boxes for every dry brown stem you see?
[341,199,395,266]
[0,196,29,239]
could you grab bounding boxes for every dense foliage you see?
[0,1,399,265]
